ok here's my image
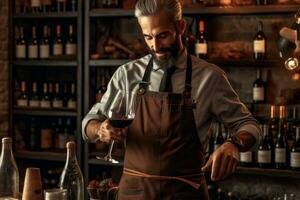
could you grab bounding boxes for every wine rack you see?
[8,0,83,191]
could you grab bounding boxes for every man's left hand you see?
[201,142,239,181]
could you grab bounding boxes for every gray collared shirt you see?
[82,52,262,151]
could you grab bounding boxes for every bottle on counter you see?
[0,137,19,199]
[257,124,273,168]
[59,141,84,200]
[253,21,266,60]
[290,127,300,170]
[252,68,265,103]
[195,20,208,59]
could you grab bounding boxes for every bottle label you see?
[254,40,265,53]
[275,148,286,163]
[66,44,77,55]
[240,151,252,163]
[40,100,51,108]
[253,87,264,101]
[53,44,63,56]
[29,100,40,107]
[39,44,50,59]
[16,45,26,59]
[257,150,271,163]
[41,128,52,149]
[67,100,76,109]
[291,152,300,167]
[53,100,63,108]
[17,99,28,107]
[195,43,207,54]
[28,45,38,59]
[31,0,42,7]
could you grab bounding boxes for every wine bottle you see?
[67,83,76,109]
[290,127,300,170]
[29,117,39,151]
[28,26,38,59]
[0,137,19,199]
[40,83,51,108]
[286,121,295,151]
[53,83,63,108]
[31,0,42,12]
[214,122,224,151]
[257,124,273,168]
[42,0,52,12]
[57,0,66,12]
[56,118,66,150]
[39,25,50,59]
[253,21,266,60]
[59,141,84,200]
[269,105,278,143]
[65,25,77,56]
[17,81,28,107]
[275,106,288,169]
[29,82,40,107]
[195,20,208,59]
[252,68,265,103]
[15,26,26,60]
[40,120,53,150]
[70,0,77,11]
[53,25,63,57]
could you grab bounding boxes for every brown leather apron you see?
[118,55,209,200]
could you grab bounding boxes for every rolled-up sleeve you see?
[82,66,125,141]
[211,71,262,151]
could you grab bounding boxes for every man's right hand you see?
[97,119,127,143]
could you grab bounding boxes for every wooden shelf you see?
[13,60,77,67]
[13,107,77,117]
[236,167,300,179]
[89,5,299,17]
[89,59,283,68]
[13,12,78,19]
[16,150,66,162]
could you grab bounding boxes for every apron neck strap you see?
[138,55,193,97]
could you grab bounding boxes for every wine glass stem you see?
[107,140,115,159]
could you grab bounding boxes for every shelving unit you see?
[8,0,83,191]
[83,1,300,193]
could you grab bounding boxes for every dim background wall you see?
[0,0,9,138]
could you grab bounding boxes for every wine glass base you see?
[96,155,120,164]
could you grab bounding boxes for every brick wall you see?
[0,0,8,138]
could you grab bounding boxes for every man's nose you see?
[152,38,161,52]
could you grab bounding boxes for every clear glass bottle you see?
[59,141,84,200]
[0,137,19,199]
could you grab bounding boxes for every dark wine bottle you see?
[40,82,51,108]
[65,25,77,56]
[290,127,300,170]
[42,0,52,12]
[269,105,278,144]
[53,83,63,108]
[57,0,66,12]
[67,83,77,109]
[17,81,28,107]
[39,25,50,59]
[257,124,273,168]
[29,82,40,107]
[286,121,296,151]
[195,20,208,59]
[253,21,266,60]
[28,26,38,59]
[252,68,265,103]
[15,26,27,59]
[31,0,42,12]
[275,106,288,169]
[53,25,63,57]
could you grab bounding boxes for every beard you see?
[148,33,181,68]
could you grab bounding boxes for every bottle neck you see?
[65,146,78,165]
[0,141,13,161]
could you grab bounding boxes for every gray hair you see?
[135,0,182,22]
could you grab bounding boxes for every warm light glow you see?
[285,57,299,71]
[291,72,300,81]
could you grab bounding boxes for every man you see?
[82,0,261,199]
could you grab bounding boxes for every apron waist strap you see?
[123,168,205,190]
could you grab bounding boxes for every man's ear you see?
[178,19,187,35]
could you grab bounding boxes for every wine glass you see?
[96,90,136,163]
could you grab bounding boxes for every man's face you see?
[138,11,184,66]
